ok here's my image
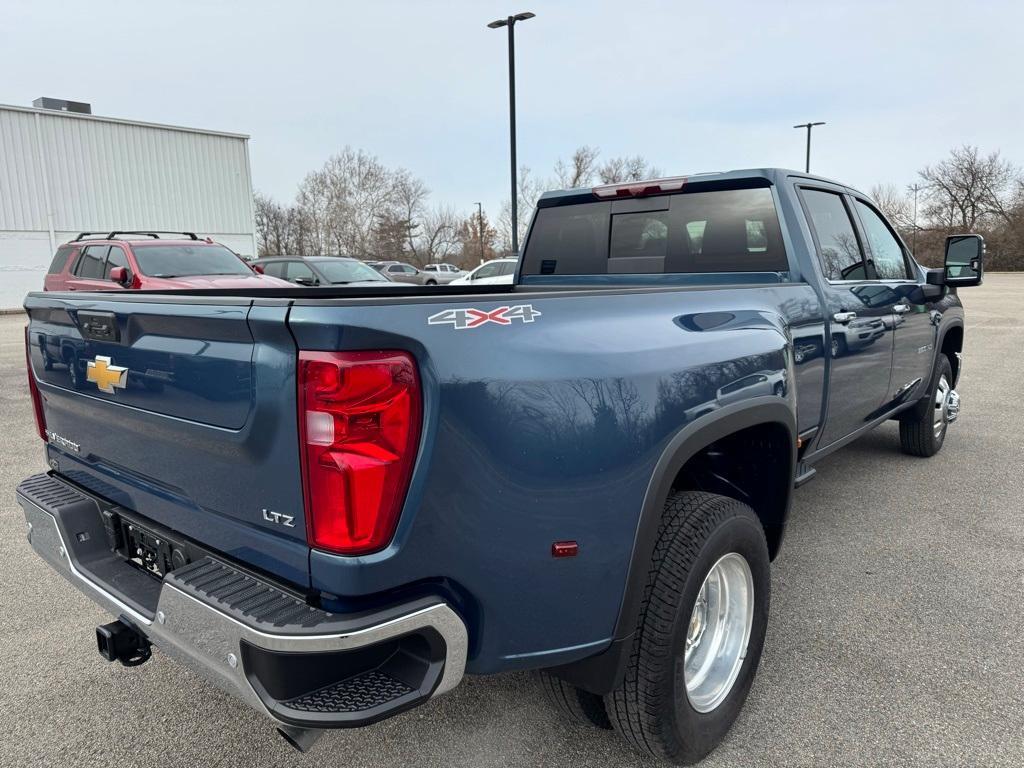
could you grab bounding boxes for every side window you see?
[499,261,517,276]
[104,246,129,278]
[387,265,402,273]
[801,190,866,281]
[402,265,417,274]
[74,245,109,279]
[261,262,285,278]
[285,262,316,282]
[853,200,911,280]
[473,263,500,279]
[47,246,74,274]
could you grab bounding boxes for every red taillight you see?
[297,350,422,555]
[24,326,47,442]
[592,176,687,199]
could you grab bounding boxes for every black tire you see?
[830,334,847,358]
[67,353,86,390]
[425,279,438,286]
[538,670,612,729]
[899,354,953,457]
[604,491,770,765]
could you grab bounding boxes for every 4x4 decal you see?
[427,304,542,330]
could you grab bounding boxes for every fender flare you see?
[935,319,964,384]
[553,397,796,694]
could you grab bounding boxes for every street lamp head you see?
[489,12,534,28]
[793,121,826,129]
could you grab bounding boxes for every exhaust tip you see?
[277,725,323,753]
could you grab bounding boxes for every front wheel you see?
[605,491,770,764]
[899,354,955,457]
[425,279,437,286]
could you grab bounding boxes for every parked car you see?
[449,258,518,285]
[20,169,981,764]
[370,261,438,285]
[421,263,464,284]
[253,256,416,286]
[43,231,289,291]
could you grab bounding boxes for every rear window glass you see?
[47,246,75,274]
[521,186,788,276]
[132,245,252,278]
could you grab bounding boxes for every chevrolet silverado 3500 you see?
[17,169,983,763]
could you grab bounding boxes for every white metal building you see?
[0,102,257,308]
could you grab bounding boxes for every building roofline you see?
[0,102,249,140]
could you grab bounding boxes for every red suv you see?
[44,231,289,291]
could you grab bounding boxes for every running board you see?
[793,462,817,488]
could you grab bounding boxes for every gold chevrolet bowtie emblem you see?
[86,355,128,394]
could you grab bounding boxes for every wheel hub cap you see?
[934,375,955,437]
[683,553,754,713]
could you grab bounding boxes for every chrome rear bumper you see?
[17,473,468,730]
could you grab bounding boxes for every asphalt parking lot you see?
[1,275,1022,768]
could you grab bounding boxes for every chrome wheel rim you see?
[934,374,951,438]
[683,553,754,713]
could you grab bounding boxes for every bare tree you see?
[598,155,662,184]
[553,145,600,188]
[498,165,544,253]
[870,184,913,229]
[416,206,461,266]
[919,145,1019,230]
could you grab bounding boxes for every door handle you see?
[832,311,857,324]
[893,304,910,314]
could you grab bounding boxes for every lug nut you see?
[226,653,238,669]
[156,611,166,624]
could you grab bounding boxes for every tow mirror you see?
[943,234,984,287]
[108,266,131,285]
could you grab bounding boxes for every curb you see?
[0,308,26,316]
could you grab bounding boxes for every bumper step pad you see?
[169,558,330,629]
[285,670,414,713]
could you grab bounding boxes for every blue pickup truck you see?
[18,169,983,763]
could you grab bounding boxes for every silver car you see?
[422,263,464,284]
[375,261,438,286]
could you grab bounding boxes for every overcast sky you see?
[3,0,1022,221]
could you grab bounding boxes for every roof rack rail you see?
[71,231,199,242]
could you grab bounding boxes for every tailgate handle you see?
[78,311,120,343]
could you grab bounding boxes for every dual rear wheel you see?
[540,491,770,764]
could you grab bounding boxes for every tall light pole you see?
[474,201,485,264]
[908,183,922,254]
[793,121,825,173]
[488,11,535,255]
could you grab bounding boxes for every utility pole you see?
[474,202,485,264]
[793,121,826,173]
[908,183,922,254]
[488,11,535,255]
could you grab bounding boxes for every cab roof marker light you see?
[592,176,688,199]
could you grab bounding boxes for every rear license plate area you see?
[103,511,198,579]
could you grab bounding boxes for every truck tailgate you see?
[25,294,309,587]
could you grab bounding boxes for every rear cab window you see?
[520,183,789,277]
